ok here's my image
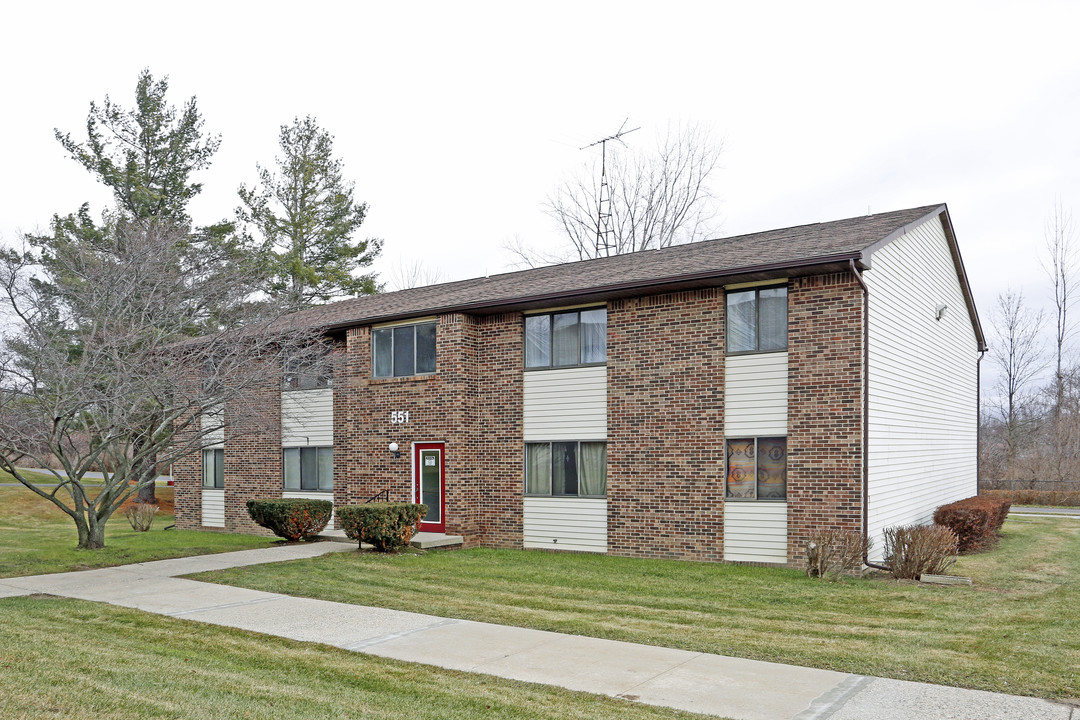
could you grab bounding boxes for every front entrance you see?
[413,442,445,532]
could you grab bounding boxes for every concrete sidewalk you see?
[0,544,1072,720]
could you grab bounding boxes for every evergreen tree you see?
[238,116,381,309]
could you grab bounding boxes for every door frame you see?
[413,442,446,533]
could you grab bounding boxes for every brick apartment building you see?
[174,203,985,565]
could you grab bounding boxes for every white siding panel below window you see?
[283,491,335,525]
[282,389,334,446]
[523,366,606,441]
[202,489,225,528]
[865,215,978,562]
[724,502,787,563]
[523,497,607,553]
[724,352,788,436]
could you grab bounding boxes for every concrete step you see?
[410,532,464,549]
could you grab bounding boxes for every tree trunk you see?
[136,450,158,504]
[75,513,107,549]
[133,420,158,504]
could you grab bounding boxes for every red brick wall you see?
[786,272,865,561]
[332,313,523,547]
[222,369,281,535]
[607,289,726,561]
[172,413,201,530]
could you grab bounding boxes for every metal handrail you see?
[365,488,390,503]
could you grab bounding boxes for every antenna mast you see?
[581,119,639,257]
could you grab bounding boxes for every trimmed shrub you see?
[883,524,958,580]
[803,529,871,581]
[338,502,426,552]
[933,496,1011,552]
[246,498,332,541]
[124,502,158,532]
[984,489,1080,507]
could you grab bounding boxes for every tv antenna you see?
[581,119,639,257]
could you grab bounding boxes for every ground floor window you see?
[284,447,333,492]
[725,437,786,500]
[202,448,224,489]
[525,441,606,497]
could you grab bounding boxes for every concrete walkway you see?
[0,544,1072,720]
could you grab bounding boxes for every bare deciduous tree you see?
[989,289,1046,482]
[510,123,722,267]
[388,259,446,290]
[1043,200,1077,414]
[0,222,316,549]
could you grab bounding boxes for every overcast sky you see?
[3,1,1079,389]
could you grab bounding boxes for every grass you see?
[192,517,1080,700]
[0,595,714,720]
[0,486,277,578]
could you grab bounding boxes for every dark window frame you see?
[283,355,333,391]
[524,307,607,370]
[283,446,334,493]
[372,321,437,378]
[524,440,607,498]
[725,285,788,355]
[724,436,787,501]
[202,448,224,489]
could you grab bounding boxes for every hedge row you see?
[983,489,1080,507]
[932,495,1011,552]
[339,502,427,552]
[246,498,332,541]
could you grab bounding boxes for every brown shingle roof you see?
[286,204,948,332]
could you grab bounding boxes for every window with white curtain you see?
[524,308,607,369]
[726,286,787,354]
[525,441,606,497]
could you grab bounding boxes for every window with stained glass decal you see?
[756,438,787,499]
[725,437,786,500]
[725,439,756,498]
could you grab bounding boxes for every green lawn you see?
[0,486,277,578]
[0,595,711,720]
[193,517,1080,700]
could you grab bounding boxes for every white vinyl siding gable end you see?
[724,352,788,436]
[282,388,334,447]
[523,366,607,441]
[864,214,978,561]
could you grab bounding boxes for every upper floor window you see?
[373,322,436,378]
[283,356,332,391]
[726,286,787,354]
[525,308,606,369]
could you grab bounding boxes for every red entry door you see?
[414,443,445,533]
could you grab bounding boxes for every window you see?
[525,308,606,369]
[283,447,333,492]
[726,286,787,353]
[202,448,224,489]
[372,322,436,378]
[283,355,332,391]
[725,437,786,500]
[525,441,606,496]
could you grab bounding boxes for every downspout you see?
[976,350,985,494]
[849,259,890,572]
